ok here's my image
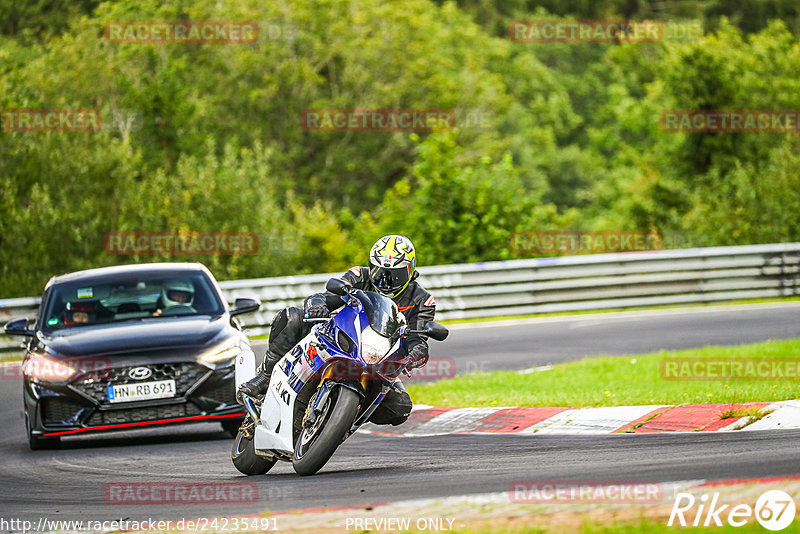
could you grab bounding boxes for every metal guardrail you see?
[2,243,799,353]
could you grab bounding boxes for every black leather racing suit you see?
[259,267,436,426]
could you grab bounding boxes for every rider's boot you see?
[238,306,306,401]
[238,351,280,399]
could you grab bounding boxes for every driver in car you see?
[153,280,195,316]
[238,234,436,426]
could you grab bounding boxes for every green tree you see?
[371,132,568,265]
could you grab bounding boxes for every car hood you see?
[39,316,232,357]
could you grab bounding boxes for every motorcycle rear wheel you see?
[292,387,360,476]
[231,427,277,476]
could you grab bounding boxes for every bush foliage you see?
[2,0,799,296]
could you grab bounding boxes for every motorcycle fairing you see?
[252,292,406,456]
[254,331,316,454]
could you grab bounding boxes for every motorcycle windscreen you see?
[353,291,406,336]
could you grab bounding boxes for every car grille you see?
[200,382,238,406]
[71,362,210,403]
[87,402,203,426]
[42,398,88,424]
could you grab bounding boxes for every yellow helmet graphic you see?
[368,235,416,298]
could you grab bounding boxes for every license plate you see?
[107,379,176,403]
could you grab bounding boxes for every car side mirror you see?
[4,318,35,337]
[230,298,260,317]
[325,277,350,296]
[410,321,449,341]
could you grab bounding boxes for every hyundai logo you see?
[128,367,153,380]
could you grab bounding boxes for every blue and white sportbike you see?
[232,277,448,476]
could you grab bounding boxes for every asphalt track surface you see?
[2,303,800,523]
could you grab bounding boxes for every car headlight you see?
[199,337,246,364]
[22,353,76,382]
[360,327,391,365]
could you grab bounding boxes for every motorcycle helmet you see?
[368,235,416,298]
[161,279,194,308]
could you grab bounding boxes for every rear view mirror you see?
[230,298,260,317]
[325,278,350,296]
[423,321,449,341]
[408,321,449,341]
[4,318,35,337]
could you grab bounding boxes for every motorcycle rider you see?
[238,234,436,426]
[152,279,195,316]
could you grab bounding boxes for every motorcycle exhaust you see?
[241,394,261,423]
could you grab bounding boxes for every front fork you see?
[350,384,390,433]
[301,362,387,436]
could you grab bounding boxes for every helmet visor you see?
[369,265,411,296]
[166,289,193,303]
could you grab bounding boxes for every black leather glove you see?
[404,344,429,370]
[304,303,330,319]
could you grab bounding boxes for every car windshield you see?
[41,271,224,332]
[354,290,406,337]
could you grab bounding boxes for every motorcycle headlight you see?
[199,336,246,364]
[360,327,391,365]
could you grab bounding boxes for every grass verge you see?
[407,339,800,408]
[719,407,771,420]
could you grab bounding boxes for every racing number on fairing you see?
[290,345,303,363]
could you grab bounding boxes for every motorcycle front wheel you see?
[292,386,360,476]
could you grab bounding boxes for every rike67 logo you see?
[669,490,796,531]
